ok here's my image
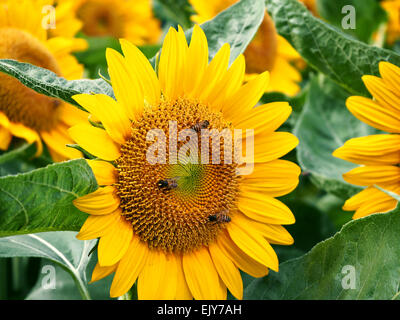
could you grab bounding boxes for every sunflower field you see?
[0,0,400,303]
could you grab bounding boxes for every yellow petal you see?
[216,231,269,278]
[158,27,187,100]
[227,218,279,272]
[221,71,269,123]
[346,96,400,133]
[68,123,121,161]
[110,236,148,298]
[250,132,299,163]
[77,209,121,240]
[120,39,161,106]
[98,214,133,266]
[106,48,144,121]
[362,75,400,114]
[343,165,400,187]
[184,24,208,96]
[379,61,400,94]
[72,94,131,145]
[73,186,120,215]
[194,43,230,103]
[344,187,398,219]
[235,102,292,136]
[0,126,12,150]
[41,123,82,160]
[183,246,227,300]
[175,256,193,300]
[209,243,243,300]
[238,193,295,225]
[234,212,294,246]
[87,159,118,186]
[58,103,89,128]
[241,160,301,197]
[333,134,400,166]
[211,54,245,108]
[9,122,42,156]
[90,262,117,283]
[138,250,177,300]
[0,112,10,128]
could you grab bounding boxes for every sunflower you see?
[333,61,400,219]
[381,0,400,45]
[0,0,89,161]
[69,25,300,299]
[62,0,161,45]
[188,0,302,96]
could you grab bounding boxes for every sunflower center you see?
[243,12,278,74]
[115,98,240,254]
[0,28,62,132]
[78,0,125,38]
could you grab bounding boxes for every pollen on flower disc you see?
[0,28,62,132]
[115,98,241,254]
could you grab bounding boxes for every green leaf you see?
[244,205,400,299]
[25,260,114,300]
[0,232,96,300]
[154,0,194,29]
[266,0,400,96]
[0,144,53,177]
[0,159,97,237]
[294,76,377,199]
[151,0,265,66]
[0,59,114,111]
[317,0,387,43]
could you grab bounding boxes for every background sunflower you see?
[0,0,88,160]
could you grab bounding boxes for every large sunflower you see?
[333,61,400,219]
[381,0,400,45]
[63,0,161,45]
[0,0,88,160]
[69,25,300,299]
[189,0,302,96]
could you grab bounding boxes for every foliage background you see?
[0,0,399,300]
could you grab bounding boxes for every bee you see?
[208,209,231,223]
[157,178,178,190]
[191,120,210,132]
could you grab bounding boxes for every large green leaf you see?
[244,205,400,299]
[294,76,377,199]
[0,232,99,300]
[266,0,400,96]
[25,260,113,300]
[0,59,114,110]
[317,0,387,43]
[151,0,265,67]
[0,159,97,237]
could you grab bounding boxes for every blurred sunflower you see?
[189,0,302,96]
[0,0,88,161]
[333,62,400,219]
[64,0,161,45]
[381,0,400,45]
[69,25,300,299]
